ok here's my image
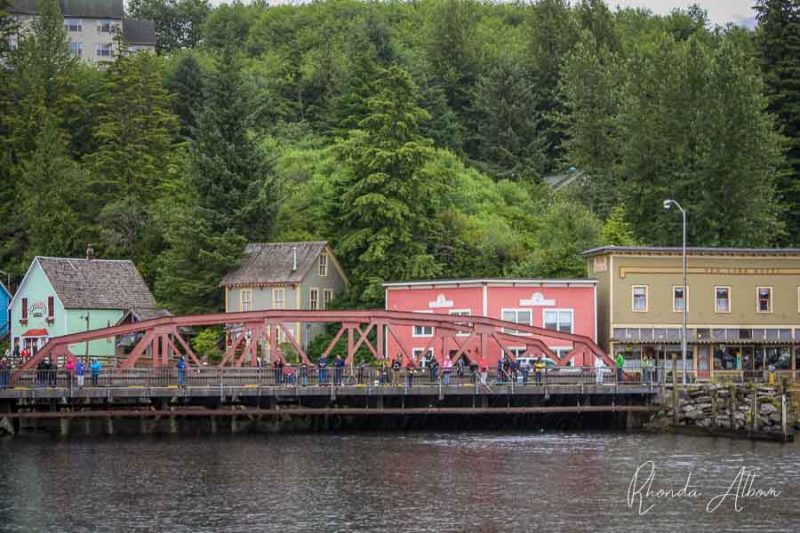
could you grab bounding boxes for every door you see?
[697,345,710,380]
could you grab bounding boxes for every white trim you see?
[412,310,434,337]
[542,308,574,334]
[756,286,773,313]
[631,285,648,313]
[8,258,67,325]
[593,284,598,342]
[318,254,328,277]
[797,286,800,314]
[272,287,286,309]
[239,288,253,312]
[482,284,488,316]
[500,308,533,336]
[612,323,796,328]
[309,287,319,311]
[714,286,731,314]
[671,285,688,313]
[322,288,333,310]
[449,309,471,336]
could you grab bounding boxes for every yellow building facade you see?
[583,246,800,379]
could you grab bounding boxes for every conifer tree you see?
[332,65,443,304]
[166,53,204,141]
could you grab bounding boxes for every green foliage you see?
[191,326,223,359]
[601,204,638,246]
[129,0,211,52]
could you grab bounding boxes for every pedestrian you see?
[0,357,9,389]
[334,355,345,386]
[318,355,328,385]
[12,343,20,361]
[65,356,76,386]
[357,361,366,385]
[469,359,478,384]
[594,356,604,385]
[534,356,545,385]
[391,356,401,385]
[442,355,452,385]
[90,358,101,386]
[430,357,439,382]
[615,352,625,383]
[456,357,465,379]
[176,355,186,387]
[404,365,414,388]
[76,359,85,388]
[300,362,309,386]
[21,347,30,362]
[478,355,488,385]
[36,358,47,387]
[519,357,530,385]
[642,354,651,385]
[380,361,388,385]
[46,358,56,386]
[497,356,505,384]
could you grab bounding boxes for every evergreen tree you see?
[128,0,210,52]
[601,204,637,245]
[190,47,271,238]
[756,0,800,243]
[332,65,444,304]
[16,114,89,260]
[166,53,204,141]
[468,58,544,181]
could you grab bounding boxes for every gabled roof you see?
[36,257,160,310]
[10,0,125,18]
[221,241,332,287]
[123,19,155,45]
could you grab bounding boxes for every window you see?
[273,288,285,309]
[672,286,686,312]
[543,309,573,333]
[323,289,333,310]
[715,286,731,313]
[450,309,470,336]
[68,41,82,57]
[501,309,532,335]
[632,286,648,312]
[757,287,772,313]
[47,296,54,320]
[239,289,252,312]
[318,254,328,277]
[21,298,28,320]
[413,324,433,337]
[96,43,113,57]
[412,348,434,362]
[64,18,81,32]
[97,20,116,33]
[309,288,319,310]
[503,347,526,359]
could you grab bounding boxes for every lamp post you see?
[79,312,90,366]
[663,199,688,385]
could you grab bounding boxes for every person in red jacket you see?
[478,355,488,385]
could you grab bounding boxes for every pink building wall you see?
[384,280,597,365]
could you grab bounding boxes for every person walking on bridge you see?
[318,355,328,385]
[615,352,625,383]
[65,357,76,387]
[0,357,9,389]
[534,357,546,385]
[478,355,488,385]
[90,358,101,386]
[442,355,452,385]
[176,355,187,387]
[333,355,345,386]
[76,359,85,388]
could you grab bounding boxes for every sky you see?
[611,1,757,26]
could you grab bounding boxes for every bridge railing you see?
[0,366,650,390]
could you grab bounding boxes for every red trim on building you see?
[21,328,49,337]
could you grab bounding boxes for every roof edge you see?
[580,246,800,258]
[383,278,597,288]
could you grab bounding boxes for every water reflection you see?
[0,432,798,532]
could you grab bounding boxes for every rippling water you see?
[1,431,798,532]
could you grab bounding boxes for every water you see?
[1,431,798,532]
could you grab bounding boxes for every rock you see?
[760,403,778,416]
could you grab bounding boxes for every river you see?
[0,431,798,532]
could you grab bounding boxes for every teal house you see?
[8,255,165,360]
[0,281,10,341]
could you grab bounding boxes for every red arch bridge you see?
[18,309,614,371]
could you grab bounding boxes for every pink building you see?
[384,279,598,365]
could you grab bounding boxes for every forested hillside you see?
[1,0,798,311]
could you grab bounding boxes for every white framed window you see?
[239,289,252,312]
[543,309,573,333]
[68,41,82,58]
[309,288,319,310]
[715,286,731,313]
[96,43,113,57]
[319,254,328,277]
[632,286,648,312]
[501,309,532,335]
[64,18,81,32]
[502,347,526,359]
[273,288,286,309]
[672,286,687,312]
[323,289,333,310]
[449,309,470,336]
[757,287,772,313]
[97,20,116,33]
[412,310,434,337]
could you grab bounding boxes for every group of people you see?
[32,357,102,387]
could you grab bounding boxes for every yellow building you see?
[582,246,800,380]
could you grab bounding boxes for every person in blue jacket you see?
[76,359,86,388]
[318,355,328,385]
[176,355,186,387]
[90,358,101,386]
[333,355,345,386]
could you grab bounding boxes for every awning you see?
[21,328,49,337]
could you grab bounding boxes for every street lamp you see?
[664,199,688,385]
[79,312,90,365]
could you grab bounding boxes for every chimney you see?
[86,244,95,260]
[291,246,298,271]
